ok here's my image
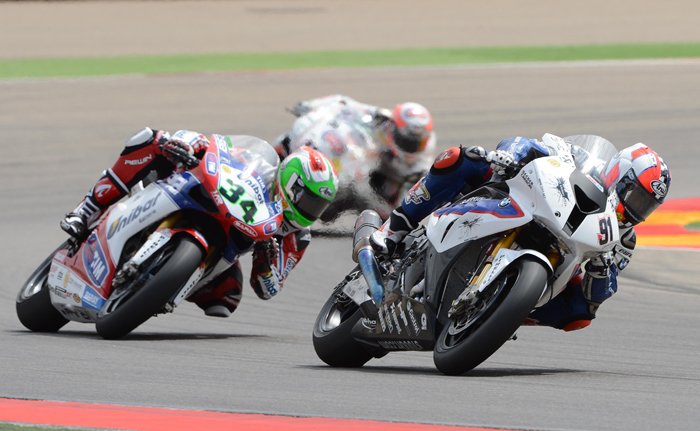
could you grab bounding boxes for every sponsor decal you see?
[520,171,534,189]
[82,287,105,311]
[547,159,561,167]
[206,153,218,176]
[377,304,387,332]
[63,270,70,289]
[361,318,376,331]
[107,192,161,239]
[215,135,228,153]
[396,302,410,334]
[406,302,421,334]
[322,130,345,155]
[82,234,109,288]
[421,313,427,330]
[390,304,402,335]
[211,189,224,205]
[263,220,278,235]
[548,177,570,204]
[72,293,81,303]
[651,180,667,197]
[234,220,258,238]
[261,273,279,297]
[244,177,265,204]
[221,165,232,174]
[318,186,334,199]
[282,255,297,279]
[383,304,394,334]
[405,178,430,205]
[95,183,114,199]
[124,154,153,166]
[587,175,605,193]
[499,197,511,208]
[459,215,482,237]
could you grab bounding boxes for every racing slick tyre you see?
[313,283,374,368]
[95,235,205,340]
[433,256,548,375]
[16,242,71,332]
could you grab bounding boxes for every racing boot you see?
[61,169,131,240]
[369,207,418,256]
[60,197,105,240]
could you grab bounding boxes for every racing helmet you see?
[390,102,434,154]
[601,143,671,227]
[278,146,339,228]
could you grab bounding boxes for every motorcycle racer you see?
[370,135,671,331]
[275,94,437,210]
[61,128,338,318]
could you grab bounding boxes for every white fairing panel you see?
[102,184,180,266]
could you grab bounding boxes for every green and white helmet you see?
[279,145,339,228]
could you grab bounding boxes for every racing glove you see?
[251,239,283,300]
[486,150,518,176]
[161,130,209,166]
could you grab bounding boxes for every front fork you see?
[111,213,213,307]
[448,228,559,317]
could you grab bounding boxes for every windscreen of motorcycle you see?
[212,136,283,235]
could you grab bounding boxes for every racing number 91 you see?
[219,179,258,223]
[598,215,614,245]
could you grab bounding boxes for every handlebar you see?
[160,144,200,169]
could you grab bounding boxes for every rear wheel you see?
[313,273,374,367]
[95,235,204,340]
[433,256,548,375]
[16,242,71,332]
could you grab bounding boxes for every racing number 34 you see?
[219,179,258,223]
[598,215,614,245]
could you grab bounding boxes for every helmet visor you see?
[288,180,330,223]
[393,129,428,153]
[617,176,662,224]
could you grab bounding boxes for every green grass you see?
[0,424,99,431]
[1,42,699,80]
[687,222,700,232]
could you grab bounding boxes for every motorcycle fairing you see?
[47,259,102,322]
[427,197,532,253]
[105,183,180,267]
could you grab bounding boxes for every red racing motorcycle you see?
[17,135,282,339]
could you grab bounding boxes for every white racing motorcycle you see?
[313,134,622,375]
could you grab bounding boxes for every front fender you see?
[478,249,553,302]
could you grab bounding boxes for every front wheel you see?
[16,242,71,332]
[95,235,205,340]
[433,256,548,375]
[312,274,374,367]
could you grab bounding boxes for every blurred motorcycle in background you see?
[274,103,431,222]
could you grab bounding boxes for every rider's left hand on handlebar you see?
[486,150,518,176]
[253,238,280,271]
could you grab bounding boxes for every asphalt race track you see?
[2,62,700,431]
